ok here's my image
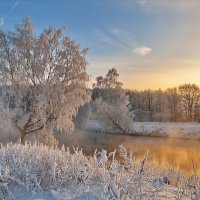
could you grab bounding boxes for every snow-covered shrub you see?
[0,143,157,199]
[93,89,134,133]
[0,165,15,200]
[0,143,198,199]
[92,68,134,134]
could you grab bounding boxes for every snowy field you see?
[0,143,196,200]
[85,120,200,139]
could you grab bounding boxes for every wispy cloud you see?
[94,27,152,56]
[94,28,130,50]
[110,28,137,48]
[134,46,152,56]
[95,29,117,46]
[8,0,21,15]
[0,0,21,27]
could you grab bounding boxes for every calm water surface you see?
[55,130,200,176]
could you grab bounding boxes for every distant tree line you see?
[126,84,200,122]
[91,69,200,123]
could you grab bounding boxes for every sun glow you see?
[122,63,200,90]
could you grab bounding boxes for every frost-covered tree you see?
[0,18,90,143]
[127,89,155,121]
[126,84,200,122]
[92,69,133,133]
[166,87,181,121]
[179,84,200,120]
[94,90,133,133]
[153,89,167,121]
[93,68,122,89]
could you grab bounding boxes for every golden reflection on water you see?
[56,130,200,176]
[129,145,200,176]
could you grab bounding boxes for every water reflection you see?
[55,130,200,176]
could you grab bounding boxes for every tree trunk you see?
[12,120,27,144]
[20,130,27,144]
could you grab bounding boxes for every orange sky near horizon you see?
[122,68,200,90]
[89,59,200,91]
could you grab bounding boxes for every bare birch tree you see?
[0,18,90,143]
[179,84,200,120]
[92,68,133,133]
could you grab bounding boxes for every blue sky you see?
[0,0,200,90]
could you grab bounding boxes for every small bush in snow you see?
[0,143,198,199]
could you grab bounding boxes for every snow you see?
[133,122,200,139]
[12,186,189,200]
[13,188,54,200]
[85,120,200,139]
[0,143,195,199]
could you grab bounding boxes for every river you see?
[55,129,200,176]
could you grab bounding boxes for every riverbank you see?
[0,143,194,199]
[85,120,200,139]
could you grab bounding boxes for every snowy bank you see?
[85,120,200,139]
[0,143,195,199]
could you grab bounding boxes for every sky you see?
[0,0,200,90]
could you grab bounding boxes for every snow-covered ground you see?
[0,143,195,199]
[11,185,190,200]
[85,120,200,139]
